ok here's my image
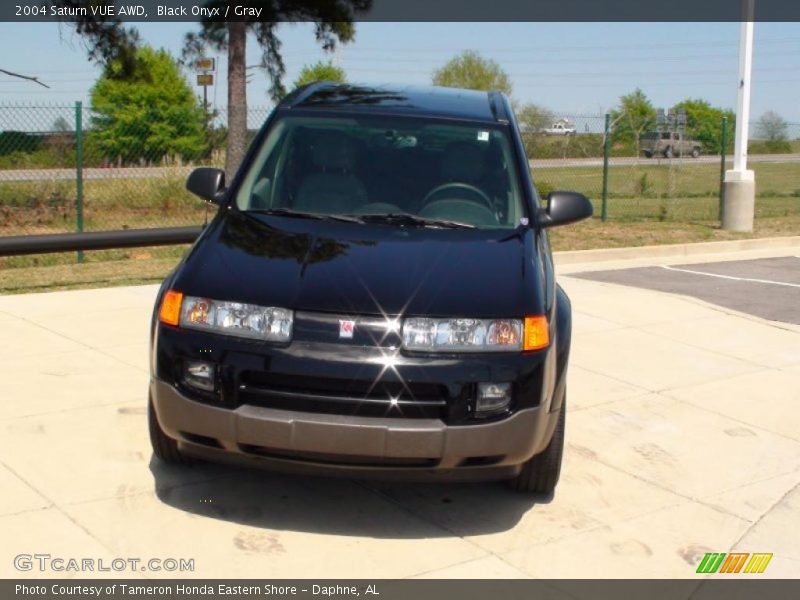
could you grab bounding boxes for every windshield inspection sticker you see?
[477,130,490,142]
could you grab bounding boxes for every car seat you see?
[294,131,368,214]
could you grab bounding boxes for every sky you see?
[1,21,799,127]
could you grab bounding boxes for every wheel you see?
[508,397,566,494]
[691,147,700,158]
[643,151,653,158]
[148,397,192,465]
[664,146,674,159]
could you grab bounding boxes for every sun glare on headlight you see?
[402,317,525,352]
[178,295,293,342]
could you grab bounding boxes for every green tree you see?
[755,110,788,141]
[517,103,553,133]
[183,2,371,178]
[90,46,207,165]
[53,0,372,177]
[432,50,512,96]
[673,99,735,154]
[516,103,554,158]
[609,88,656,152]
[293,61,346,89]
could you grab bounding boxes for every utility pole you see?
[601,113,610,222]
[722,0,756,231]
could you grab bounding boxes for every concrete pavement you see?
[0,246,798,579]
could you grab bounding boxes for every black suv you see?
[149,83,592,494]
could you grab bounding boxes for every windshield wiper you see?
[353,213,476,229]
[252,208,363,224]
[250,209,474,229]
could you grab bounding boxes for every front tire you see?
[508,398,566,494]
[149,396,192,465]
[664,146,674,159]
[691,147,700,158]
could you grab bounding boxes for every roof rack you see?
[280,81,336,109]
[487,91,509,123]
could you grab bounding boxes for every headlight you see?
[402,318,522,352]
[179,295,293,342]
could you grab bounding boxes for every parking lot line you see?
[660,265,800,289]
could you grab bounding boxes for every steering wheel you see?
[421,182,494,212]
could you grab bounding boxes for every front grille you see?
[240,444,438,468]
[238,371,448,419]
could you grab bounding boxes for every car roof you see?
[280,83,510,123]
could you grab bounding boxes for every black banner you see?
[3,0,800,23]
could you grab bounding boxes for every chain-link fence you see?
[525,114,800,224]
[1,103,799,245]
[0,103,271,239]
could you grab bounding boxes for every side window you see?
[252,132,287,209]
[235,121,288,210]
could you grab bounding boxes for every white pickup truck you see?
[543,121,577,136]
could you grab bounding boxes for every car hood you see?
[173,212,545,318]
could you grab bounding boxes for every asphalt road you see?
[571,256,800,325]
[0,154,798,182]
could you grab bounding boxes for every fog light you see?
[184,360,215,392]
[475,382,512,417]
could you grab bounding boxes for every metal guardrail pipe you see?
[0,226,202,257]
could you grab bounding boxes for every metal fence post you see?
[75,101,85,263]
[602,113,610,221]
[718,116,728,223]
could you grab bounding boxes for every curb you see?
[553,235,800,265]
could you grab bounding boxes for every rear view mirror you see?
[539,191,593,228]
[187,168,226,205]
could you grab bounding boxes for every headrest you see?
[309,131,358,171]
[440,141,485,182]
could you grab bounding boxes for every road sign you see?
[195,58,215,71]
[197,74,213,86]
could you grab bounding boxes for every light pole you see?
[723,0,756,231]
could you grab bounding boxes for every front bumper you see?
[150,378,560,481]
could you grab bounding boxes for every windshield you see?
[235,115,526,229]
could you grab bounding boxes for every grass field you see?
[0,250,186,294]
[0,171,206,235]
[548,213,800,251]
[533,159,800,204]
[1,160,799,293]
[1,161,798,235]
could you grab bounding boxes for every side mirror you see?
[539,191,593,228]
[187,167,226,205]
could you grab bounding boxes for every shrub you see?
[637,173,653,198]
[534,180,555,200]
[749,139,792,154]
